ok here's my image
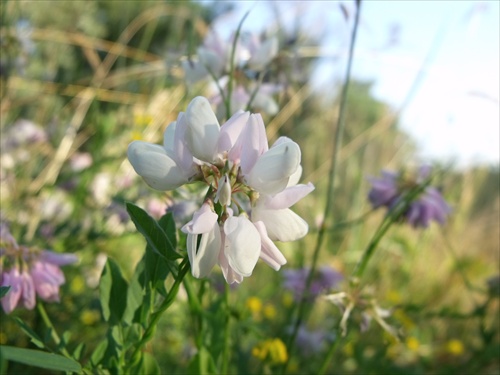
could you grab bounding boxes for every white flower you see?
[127,111,197,191]
[252,182,315,242]
[185,96,222,163]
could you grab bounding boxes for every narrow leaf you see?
[0,286,10,298]
[0,345,81,373]
[13,318,45,349]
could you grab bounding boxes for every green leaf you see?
[138,352,161,375]
[144,245,169,297]
[89,339,107,367]
[99,259,128,324]
[122,258,145,325]
[159,212,177,251]
[13,318,45,349]
[0,286,10,298]
[72,343,86,361]
[126,202,181,261]
[0,345,81,373]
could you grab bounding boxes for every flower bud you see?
[215,174,232,206]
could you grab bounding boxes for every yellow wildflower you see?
[446,339,464,356]
[263,304,277,320]
[406,337,420,352]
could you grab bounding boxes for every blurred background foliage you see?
[0,0,498,374]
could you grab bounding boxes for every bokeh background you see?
[1,1,498,373]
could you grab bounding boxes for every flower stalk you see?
[283,1,362,372]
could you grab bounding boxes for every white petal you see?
[173,112,196,174]
[223,216,261,277]
[181,203,218,234]
[217,110,249,153]
[185,96,220,162]
[263,182,315,210]
[239,114,269,175]
[187,225,221,279]
[163,121,177,156]
[218,245,244,284]
[253,221,287,271]
[252,207,308,242]
[127,141,187,190]
[246,140,301,195]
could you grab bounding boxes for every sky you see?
[207,0,500,168]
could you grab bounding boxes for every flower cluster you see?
[182,30,281,116]
[367,166,451,228]
[283,266,343,301]
[128,96,314,283]
[0,223,78,313]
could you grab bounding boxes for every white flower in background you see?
[128,96,313,284]
[182,31,279,85]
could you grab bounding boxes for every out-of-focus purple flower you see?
[2,119,47,149]
[367,167,451,228]
[283,266,343,301]
[294,326,334,356]
[0,224,77,313]
[367,170,399,208]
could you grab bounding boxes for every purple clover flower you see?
[283,266,343,301]
[367,167,451,228]
[0,224,77,313]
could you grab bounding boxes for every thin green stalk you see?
[282,2,362,373]
[318,329,343,375]
[183,276,206,374]
[221,283,231,374]
[130,258,190,362]
[225,10,250,120]
[36,303,71,358]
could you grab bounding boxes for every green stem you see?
[318,329,343,375]
[282,2,362,373]
[130,258,190,362]
[221,283,231,374]
[225,11,250,120]
[36,303,71,358]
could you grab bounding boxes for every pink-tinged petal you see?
[128,141,188,191]
[40,250,78,266]
[264,183,315,210]
[218,242,244,284]
[20,271,36,310]
[238,114,269,174]
[245,139,301,195]
[252,208,308,242]
[185,96,220,163]
[187,224,221,279]
[217,110,250,153]
[1,268,22,314]
[223,216,261,277]
[253,221,287,271]
[181,203,218,234]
